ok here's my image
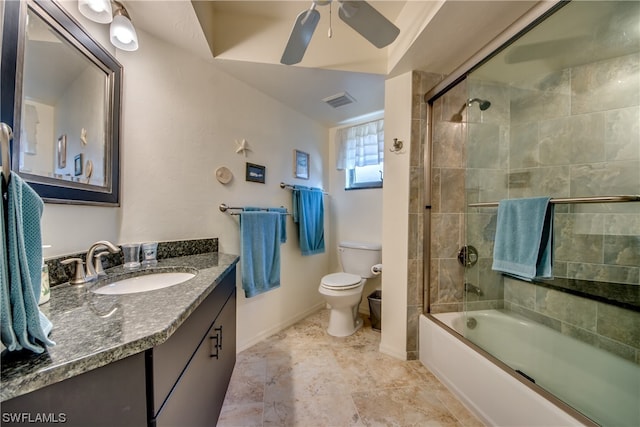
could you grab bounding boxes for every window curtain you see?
[335,119,384,170]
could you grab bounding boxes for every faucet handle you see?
[94,251,110,277]
[61,258,86,285]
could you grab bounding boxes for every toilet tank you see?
[338,241,382,278]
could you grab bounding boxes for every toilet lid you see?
[321,272,362,290]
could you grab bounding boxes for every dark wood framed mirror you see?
[1,0,122,205]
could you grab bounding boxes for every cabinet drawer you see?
[151,268,235,414]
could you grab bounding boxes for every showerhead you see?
[449,98,492,122]
[468,98,491,111]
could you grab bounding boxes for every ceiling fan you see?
[281,0,400,65]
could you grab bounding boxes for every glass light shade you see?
[110,13,138,51]
[78,0,113,24]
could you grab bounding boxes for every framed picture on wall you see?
[294,149,309,180]
[74,153,83,176]
[246,162,266,183]
[57,134,67,168]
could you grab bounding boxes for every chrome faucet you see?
[60,241,121,285]
[464,282,483,296]
[86,241,121,282]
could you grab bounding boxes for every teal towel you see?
[268,208,288,243]
[292,186,325,256]
[1,176,18,350]
[291,185,309,223]
[492,197,554,280]
[4,174,55,353]
[240,211,282,298]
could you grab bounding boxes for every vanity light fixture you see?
[78,0,138,51]
[110,1,138,51]
[78,0,113,24]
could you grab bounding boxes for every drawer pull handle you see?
[210,325,223,358]
[210,335,219,359]
[215,326,223,350]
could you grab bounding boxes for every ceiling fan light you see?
[110,8,138,51]
[78,0,113,24]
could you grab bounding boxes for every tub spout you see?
[464,282,483,296]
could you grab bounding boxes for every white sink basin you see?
[93,272,196,295]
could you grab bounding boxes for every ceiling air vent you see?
[323,92,356,108]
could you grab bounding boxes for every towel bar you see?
[468,195,640,208]
[280,182,328,195]
[219,203,290,216]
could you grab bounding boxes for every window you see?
[346,163,383,189]
[336,119,384,190]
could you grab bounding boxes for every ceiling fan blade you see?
[338,1,399,48]
[281,9,321,65]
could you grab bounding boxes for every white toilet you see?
[319,241,382,337]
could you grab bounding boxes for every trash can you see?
[367,290,382,331]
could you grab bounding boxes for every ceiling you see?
[125,0,539,127]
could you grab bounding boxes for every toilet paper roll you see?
[371,264,383,275]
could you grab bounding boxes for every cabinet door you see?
[154,289,236,427]
[151,269,236,414]
[208,287,237,420]
[1,353,147,427]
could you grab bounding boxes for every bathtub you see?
[420,310,640,427]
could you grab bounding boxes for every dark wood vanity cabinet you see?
[150,269,237,426]
[1,267,237,427]
[1,352,148,427]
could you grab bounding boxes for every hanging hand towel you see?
[240,211,282,298]
[292,186,325,256]
[6,174,55,353]
[1,174,19,351]
[492,197,554,281]
[268,207,288,243]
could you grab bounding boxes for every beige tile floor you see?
[218,309,485,427]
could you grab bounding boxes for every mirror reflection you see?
[19,7,107,187]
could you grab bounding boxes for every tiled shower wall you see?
[406,71,443,359]
[504,277,640,364]
[427,30,639,318]
[428,79,473,314]
[467,51,640,286]
[426,78,506,315]
[423,19,639,363]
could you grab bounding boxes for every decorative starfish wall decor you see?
[234,139,251,156]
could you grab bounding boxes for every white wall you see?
[380,72,412,359]
[20,101,54,175]
[41,5,329,352]
[57,66,106,184]
[328,117,384,313]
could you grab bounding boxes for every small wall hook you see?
[389,138,404,153]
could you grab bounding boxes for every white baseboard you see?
[378,343,407,360]
[236,301,326,352]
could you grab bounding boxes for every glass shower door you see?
[461,1,640,425]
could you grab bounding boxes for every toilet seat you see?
[321,272,362,290]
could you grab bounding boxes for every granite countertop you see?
[0,251,239,402]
